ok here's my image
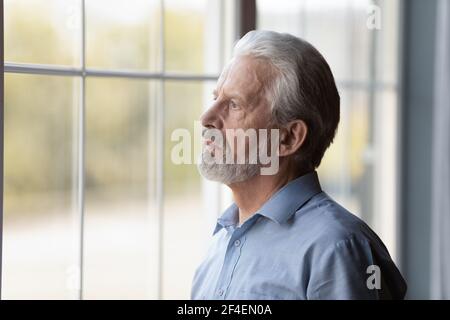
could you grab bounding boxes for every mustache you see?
[202,128,223,141]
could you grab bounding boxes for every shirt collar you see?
[213,171,322,235]
[213,203,240,235]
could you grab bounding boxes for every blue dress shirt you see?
[191,171,407,300]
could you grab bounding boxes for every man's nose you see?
[200,105,222,129]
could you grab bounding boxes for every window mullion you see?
[77,0,87,301]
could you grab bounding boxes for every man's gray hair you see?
[233,30,340,170]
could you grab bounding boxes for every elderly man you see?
[191,30,406,300]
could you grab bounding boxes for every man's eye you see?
[229,100,239,109]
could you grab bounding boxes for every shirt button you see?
[217,289,224,296]
[234,239,241,247]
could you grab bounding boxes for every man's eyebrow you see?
[213,88,246,103]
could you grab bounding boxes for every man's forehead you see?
[216,55,272,97]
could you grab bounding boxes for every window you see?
[3,0,236,299]
[2,0,401,299]
[257,0,401,261]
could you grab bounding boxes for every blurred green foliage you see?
[4,3,205,215]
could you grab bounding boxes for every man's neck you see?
[229,165,306,225]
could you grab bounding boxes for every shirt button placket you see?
[215,233,246,299]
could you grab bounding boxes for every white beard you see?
[197,147,260,184]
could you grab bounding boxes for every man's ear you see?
[278,120,308,157]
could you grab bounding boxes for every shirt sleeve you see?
[306,236,380,300]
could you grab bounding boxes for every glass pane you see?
[84,78,159,299]
[375,0,400,85]
[5,0,81,66]
[3,74,80,299]
[86,0,161,71]
[257,0,306,36]
[162,81,211,299]
[318,89,370,218]
[303,0,357,82]
[257,0,371,82]
[348,0,372,83]
[371,88,398,259]
[164,0,208,73]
